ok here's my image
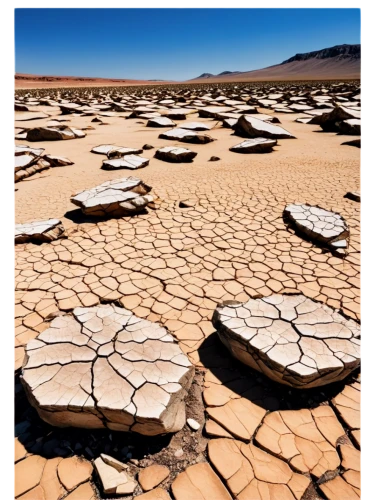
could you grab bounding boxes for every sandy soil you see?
[15,107,360,228]
[15,102,360,500]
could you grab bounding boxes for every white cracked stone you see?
[155,146,197,163]
[101,155,149,171]
[147,117,176,127]
[234,115,295,139]
[15,219,65,244]
[26,126,86,141]
[21,304,194,435]
[159,128,214,144]
[91,145,143,157]
[230,138,277,154]
[212,294,360,389]
[70,177,153,217]
[284,203,350,255]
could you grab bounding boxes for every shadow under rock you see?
[64,207,149,225]
[15,373,172,461]
[197,332,358,412]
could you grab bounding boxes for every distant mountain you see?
[218,71,240,76]
[281,44,360,64]
[191,44,360,82]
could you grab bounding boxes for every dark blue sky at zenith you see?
[15,8,360,81]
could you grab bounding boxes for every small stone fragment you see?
[186,418,200,431]
[94,456,137,495]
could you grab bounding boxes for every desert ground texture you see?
[15,81,360,500]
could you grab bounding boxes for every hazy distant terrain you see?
[190,44,360,82]
[15,44,360,88]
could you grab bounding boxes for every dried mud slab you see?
[230,138,277,154]
[254,406,345,478]
[70,177,153,216]
[208,438,310,500]
[154,146,197,163]
[90,144,143,157]
[21,304,194,436]
[26,126,86,141]
[172,462,232,500]
[159,128,214,144]
[101,155,149,171]
[284,203,350,256]
[234,115,295,139]
[147,117,176,128]
[15,219,65,244]
[213,294,360,389]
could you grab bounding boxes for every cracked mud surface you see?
[15,80,360,499]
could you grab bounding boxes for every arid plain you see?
[15,81,360,500]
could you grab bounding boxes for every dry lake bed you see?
[15,80,360,500]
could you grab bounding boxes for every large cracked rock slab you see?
[230,138,277,154]
[71,177,153,217]
[158,128,214,144]
[147,117,176,128]
[15,219,65,244]
[91,144,143,158]
[21,304,194,436]
[101,155,149,171]
[154,146,197,163]
[312,106,361,132]
[284,203,350,256]
[234,115,295,139]
[212,294,360,389]
[208,438,310,500]
[26,126,86,141]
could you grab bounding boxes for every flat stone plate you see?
[102,155,149,170]
[21,305,194,436]
[147,117,176,127]
[284,203,350,255]
[154,146,197,163]
[71,177,153,216]
[230,138,277,154]
[213,294,360,389]
[15,218,65,244]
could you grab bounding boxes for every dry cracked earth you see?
[15,81,360,500]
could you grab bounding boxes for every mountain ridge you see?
[192,44,360,81]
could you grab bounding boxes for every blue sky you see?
[15,9,360,81]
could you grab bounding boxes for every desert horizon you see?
[15,42,361,88]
